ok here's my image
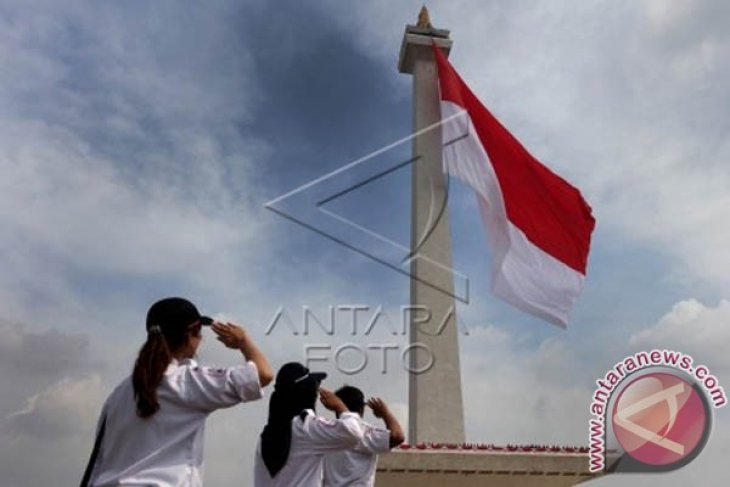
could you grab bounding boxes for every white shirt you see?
[88,358,263,487]
[322,416,391,487]
[254,410,364,487]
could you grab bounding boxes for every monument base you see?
[376,444,601,487]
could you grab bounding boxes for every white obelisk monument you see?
[398,6,465,444]
[377,10,598,486]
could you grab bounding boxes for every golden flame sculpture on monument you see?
[374,8,599,486]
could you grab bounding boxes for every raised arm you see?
[367,397,405,448]
[291,388,363,452]
[320,388,349,416]
[212,322,274,387]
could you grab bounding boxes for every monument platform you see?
[376,443,599,487]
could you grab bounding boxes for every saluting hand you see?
[368,397,404,447]
[319,388,348,415]
[211,322,248,349]
[367,397,390,418]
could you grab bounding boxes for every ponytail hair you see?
[132,331,173,418]
[132,297,206,418]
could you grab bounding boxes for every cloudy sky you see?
[1,0,728,485]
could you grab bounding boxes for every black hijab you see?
[260,363,326,477]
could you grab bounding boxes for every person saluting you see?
[254,363,366,486]
[323,386,405,487]
[81,297,273,487]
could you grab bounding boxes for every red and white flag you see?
[433,45,596,327]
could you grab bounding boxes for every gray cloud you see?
[4,374,104,440]
[0,319,104,486]
[0,320,99,422]
[0,320,89,375]
[631,298,730,374]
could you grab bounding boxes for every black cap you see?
[146,297,213,333]
[274,362,327,390]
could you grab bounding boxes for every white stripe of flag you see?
[433,44,596,327]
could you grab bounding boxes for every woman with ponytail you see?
[254,362,365,486]
[81,297,273,487]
